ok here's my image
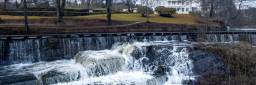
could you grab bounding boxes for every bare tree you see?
[237,0,247,11]
[56,0,61,22]
[86,0,92,9]
[15,0,19,8]
[23,0,29,34]
[80,0,87,8]
[122,0,137,13]
[56,0,66,23]
[200,0,216,17]
[4,0,8,10]
[106,0,112,25]
[200,0,237,26]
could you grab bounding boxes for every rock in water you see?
[0,73,38,85]
[42,70,80,85]
[33,60,84,85]
[0,60,85,85]
[75,50,125,77]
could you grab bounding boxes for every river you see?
[0,34,252,85]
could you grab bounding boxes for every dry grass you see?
[197,42,256,85]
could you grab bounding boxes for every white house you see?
[235,0,256,9]
[136,0,201,14]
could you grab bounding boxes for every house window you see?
[177,8,180,11]
[172,1,176,5]
[186,8,189,11]
[168,1,172,5]
[178,1,182,5]
[182,8,184,12]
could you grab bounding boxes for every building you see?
[235,0,256,9]
[136,0,201,14]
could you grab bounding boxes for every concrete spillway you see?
[1,34,256,65]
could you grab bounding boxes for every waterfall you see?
[250,34,256,45]
[0,35,230,85]
[0,37,126,66]
[74,50,125,77]
[0,34,248,66]
[52,41,196,85]
[0,60,86,85]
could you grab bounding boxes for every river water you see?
[0,35,248,85]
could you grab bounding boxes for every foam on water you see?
[165,69,195,85]
[0,60,87,84]
[55,71,153,85]
[1,41,198,85]
[75,50,126,77]
[53,41,196,85]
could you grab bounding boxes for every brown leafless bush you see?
[196,42,256,85]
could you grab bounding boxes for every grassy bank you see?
[0,14,197,25]
[0,13,222,34]
[197,42,256,85]
[75,14,197,25]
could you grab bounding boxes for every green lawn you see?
[0,13,197,25]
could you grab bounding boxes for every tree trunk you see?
[61,0,66,17]
[86,0,92,9]
[126,0,132,13]
[81,0,86,8]
[56,0,65,23]
[23,0,29,34]
[56,0,61,22]
[15,0,19,9]
[75,0,78,6]
[4,0,8,10]
[106,0,112,25]
[101,0,105,8]
[209,1,214,17]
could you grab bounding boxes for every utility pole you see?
[23,0,29,34]
[106,0,112,25]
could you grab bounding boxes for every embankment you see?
[196,42,256,85]
[0,20,222,35]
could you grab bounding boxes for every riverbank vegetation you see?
[197,42,256,84]
[197,0,256,27]
[155,6,176,18]
[0,14,197,25]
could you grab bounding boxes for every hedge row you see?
[155,6,176,17]
[137,6,154,17]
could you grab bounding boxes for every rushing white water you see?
[75,50,125,77]
[55,71,154,85]
[1,41,217,85]
[1,34,245,66]
[0,60,87,85]
[48,41,195,85]
[0,33,248,85]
